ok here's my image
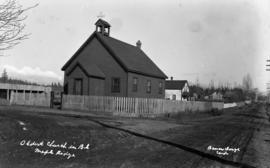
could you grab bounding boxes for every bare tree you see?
[0,0,37,53]
[242,73,253,91]
[195,77,200,87]
[209,79,215,90]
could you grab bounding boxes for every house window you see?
[74,78,83,95]
[132,77,138,92]
[146,80,151,93]
[111,78,120,93]
[158,82,163,94]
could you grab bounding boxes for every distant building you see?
[165,78,189,100]
[209,91,223,101]
[0,83,51,101]
[62,19,167,98]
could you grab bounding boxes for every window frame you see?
[111,77,121,93]
[158,81,163,94]
[146,80,151,93]
[132,77,138,92]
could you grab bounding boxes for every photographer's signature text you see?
[207,145,240,155]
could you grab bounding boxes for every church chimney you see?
[136,40,142,49]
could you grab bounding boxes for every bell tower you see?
[95,19,111,36]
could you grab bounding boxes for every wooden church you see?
[62,19,167,98]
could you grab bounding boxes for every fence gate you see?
[50,91,63,109]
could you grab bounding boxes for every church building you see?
[62,19,167,98]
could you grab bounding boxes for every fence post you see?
[60,92,64,110]
[134,98,138,117]
[112,97,115,113]
[162,99,165,114]
[50,91,54,108]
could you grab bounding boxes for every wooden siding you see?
[127,72,165,98]
[0,83,51,93]
[66,65,88,95]
[89,77,105,96]
[63,37,127,96]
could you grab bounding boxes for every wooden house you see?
[165,79,189,100]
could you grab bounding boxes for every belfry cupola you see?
[95,19,111,36]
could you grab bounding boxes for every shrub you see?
[209,108,223,116]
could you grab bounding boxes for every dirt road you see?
[0,103,269,168]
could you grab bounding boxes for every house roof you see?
[66,62,105,79]
[62,32,167,79]
[165,80,188,90]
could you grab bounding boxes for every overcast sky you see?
[0,0,269,92]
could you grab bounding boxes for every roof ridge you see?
[96,33,167,78]
[63,31,167,79]
[96,33,137,48]
[166,80,188,82]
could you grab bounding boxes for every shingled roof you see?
[165,80,188,90]
[62,32,167,79]
[66,62,105,79]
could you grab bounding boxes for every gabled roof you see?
[165,80,188,90]
[62,32,167,79]
[95,19,111,27]
[66,62,105,79]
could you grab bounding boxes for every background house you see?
[0,82,51,106]
[62,19,167,98]
[0,83,51,101]
[165,78,189,101]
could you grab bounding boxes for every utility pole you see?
[266,59,270,103]
[266,59,270,71]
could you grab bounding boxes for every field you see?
[0,103,269,168]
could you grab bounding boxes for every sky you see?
[0,0,269,92]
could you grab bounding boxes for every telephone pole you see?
[266,59,270,103]
[266,59,270,71]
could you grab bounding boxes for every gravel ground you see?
[0,103,268,168]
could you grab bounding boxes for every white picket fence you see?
[62,95,224,117]
[10,91,51,107]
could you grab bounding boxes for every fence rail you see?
[62,95,224,117]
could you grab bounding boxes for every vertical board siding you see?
[10,92,51,107]
[62,95,224,117]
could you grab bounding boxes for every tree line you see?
[0,69,61,87]
[188,74,257,103]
